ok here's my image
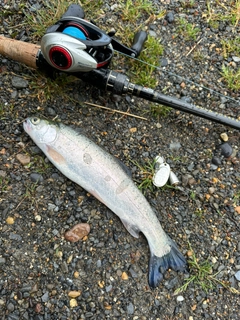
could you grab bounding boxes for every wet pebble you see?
[220,132,228,141]
[220,142,233,157]
[16,153,30,166]
[169,141,181,151]
[235,271,240,281]
[64,223,90,242]
[165,11,174,23]
[127,302,134,314]
[6,216,15,224]
[41,292,49,302]
[9,233,22,241]
[176,295,184,302]
[212,156,221,166]
[11,76,28,89]
[30,173,43,183]
[7,302,15,311]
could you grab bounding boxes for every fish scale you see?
[23,116,188,288]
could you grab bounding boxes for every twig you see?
[84,102,148,120]
[186,38,203,57]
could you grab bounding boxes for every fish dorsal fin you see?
[121,219,140,238]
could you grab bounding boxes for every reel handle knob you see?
[131,31,148,57]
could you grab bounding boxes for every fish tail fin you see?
[148,237,188,288]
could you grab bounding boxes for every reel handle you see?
[131,31,148,57]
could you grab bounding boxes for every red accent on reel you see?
[49,46,72,70]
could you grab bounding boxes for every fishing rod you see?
[0,4,239,130]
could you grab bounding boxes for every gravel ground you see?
[0,1,240,319]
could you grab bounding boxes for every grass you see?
[233,190,240,206]
[221,65,240,91]
[176,17,200,41]
[0,177,10,193]
[130,158,156,192]
[221,37,240,58]
[205,0,240,28]
[28,72,78,103]
[25,154,51,173]
[174,242,240,295]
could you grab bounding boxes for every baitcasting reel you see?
[40,4,147,72]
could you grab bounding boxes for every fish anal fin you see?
[121,219,140,238]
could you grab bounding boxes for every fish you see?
[23,116,187,288]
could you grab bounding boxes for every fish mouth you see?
[23,118,31,133]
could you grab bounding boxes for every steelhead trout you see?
[23,117,187,288]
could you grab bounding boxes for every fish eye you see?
[31,117,40,125]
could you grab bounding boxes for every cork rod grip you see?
[0,36,40,69]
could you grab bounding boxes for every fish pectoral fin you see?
[46,145,66,165]
[121,219,140,238]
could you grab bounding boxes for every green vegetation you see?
[25,154,51,173]
[205,0,240,28]
[176,17,200,41]
[175,242,240,295]
[221,37,240,58]
[0,176,10,193]
[130,158,156,192]
[221,65,240,91]
[233,189,240,206]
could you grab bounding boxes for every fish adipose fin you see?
[149,237,187,288]
[121,219,140,238]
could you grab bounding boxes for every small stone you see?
[68,291,81,298]
[160,57,168,67]
[64,223,90,242]
[16,153,31,166]
[0,299,5,306]
[235,206,240,214]
[6,216,15,224]
[35,215,41,222]
[7,302,15,311]
[69,298,78,308]
[235,271,240,281]
[12,76,28,89]
[121,271,129,280]
[41,292,49,302]
[187,250,193,257]
[212,156,221,166]
[169,141,181,151]
[127,302,134,314]
[129,127,137,133]
[208,187,215,194]
[232,56,240,62]
[73,271,80,278]
[30,173,43,183]
[220,132,228,141]
[220,142,233,158]
[176,295,184,302]
[165,11,174,23]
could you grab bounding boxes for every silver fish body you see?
[23,117,187,288]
